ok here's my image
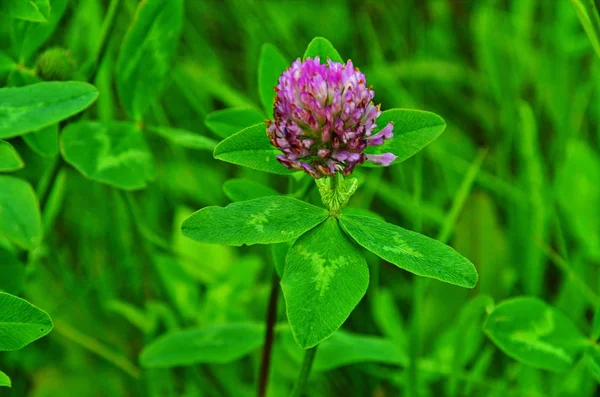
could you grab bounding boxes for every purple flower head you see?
[266,57,397,178]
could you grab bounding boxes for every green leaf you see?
[0,246,24,294]
[0,176,42,250]
[223,178,278,202]
[152,254,199,321]
[0,52,16,77]
[182,196,328,246]
[258,44,289,116]
[571,0,600,59]
[11,0,68,62]
[213,122,297,174]
[204,107,265,139]
[555,141,600,258]
[140,323,264,368]
[0,370,10,388]
[0,82,98,139]
[281,328,407,371]
[271,241,292,278]
[148,125,218,151]
[593,305,600,340]
[0,140,24,171]
[587,345,600,383]
[0,292,53,351]
[484,297,587,372]
[61,121,156,190]
[303,37,343,63]
[339,214,478,288]
[281,218,369,348]
[363,109,446,166]
[22,124,58,157]
[0,0,49,22]
[116,0,184,120]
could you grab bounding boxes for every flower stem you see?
[289,345,318,397]
[256,273,280,397]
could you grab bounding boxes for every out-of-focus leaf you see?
[281,218,368,348]
[0,292,53,351]
[571,0,600,59]
[0,53,16,77]
[363,109,446,167]
[453,192,510,297]
[484,297,587,372]
[11,0,68,61]
[371,288,407,353]
[22,124,59,157]
[152,254,199,320]
[140,323,264,367]
[61,121,156,190]
[0,176,42,250]
[592,306,600,340]
[339,214,478,288]
[204,107,265,139]
[0,370,10,387]
[587,345,600,383]
[303,37,343,63]
[258,44,288,115]
[148,125,218,150]
[281,327,407,371]
[105,300,155,335]
[0,82,98,139]
[182,196,328,246]
[213,122,296,174]
[271,240,292,278]
[0,247,24,294]
[555,141,600,258]
[116,0,184,120]
[586,345,600,383]
[0,0,49,22]
[0,140,24,171]
[223,178,278,202]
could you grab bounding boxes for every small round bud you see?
[36,47,77,81]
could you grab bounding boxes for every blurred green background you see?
[1,0,600,396]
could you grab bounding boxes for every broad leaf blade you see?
[61,121,156,190]
[0,176,42,250]
[363,109,446,166]
[116,0,184,120]
[281,218,369,348]
[223,179,278,202]
[140,323,264,368]
[303,37,343,63]
[0,292,53,351]
[182,196,328,246]
[213,122,297,174]
[258,44,289,116]
[484,297,587,372]
[339,214,477,288]
[204,107,265,139]
[148,125,218,150]
[0,140,24,171]
[0,82,98,139]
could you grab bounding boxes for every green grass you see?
[1,0,600,396]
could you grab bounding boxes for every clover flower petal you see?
[266,57,395,178]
